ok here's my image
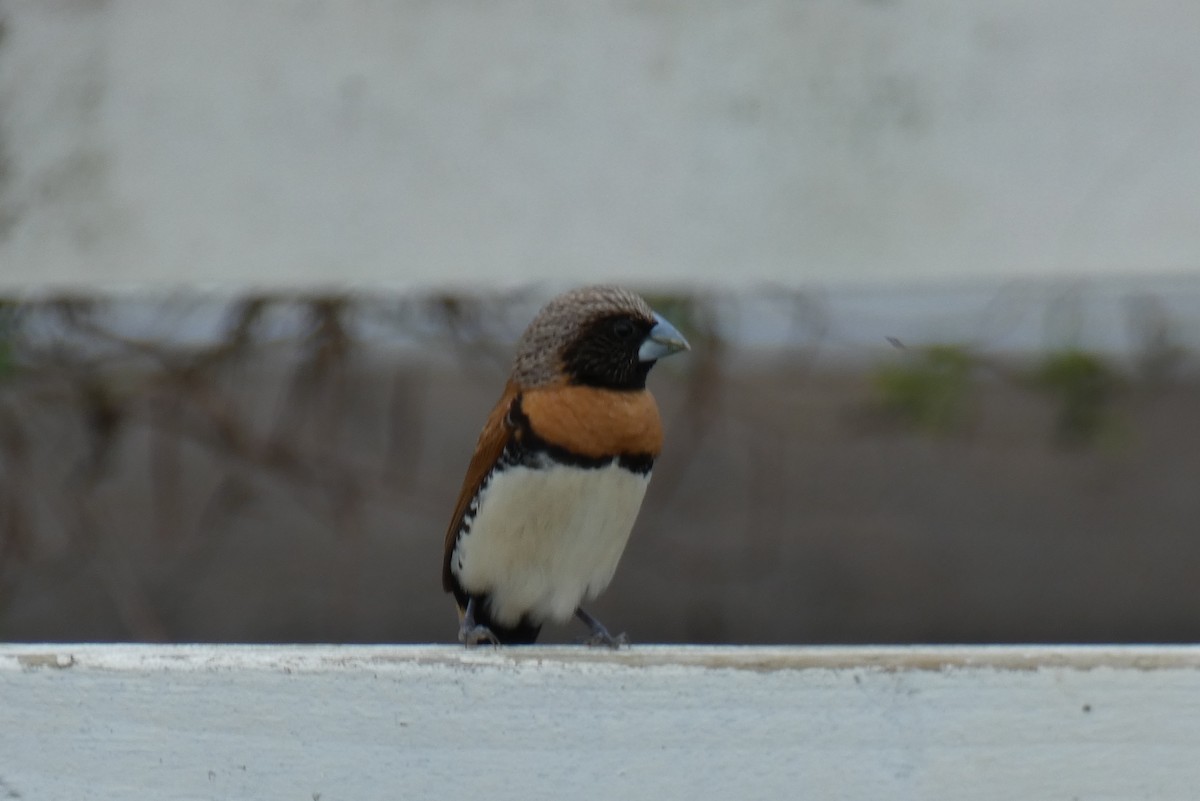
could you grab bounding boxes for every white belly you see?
[451,460,651,626]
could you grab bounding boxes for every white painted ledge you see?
[3,645,1200,800]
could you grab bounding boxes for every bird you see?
[442,285,690,647]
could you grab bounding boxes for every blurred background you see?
[1,1,1199,644]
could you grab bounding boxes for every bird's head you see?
[511,285,690,390]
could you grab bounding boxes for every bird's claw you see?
[574,607,627,649]
[459,624,500,648]
[583,629,628,649]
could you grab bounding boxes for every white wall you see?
[4,644,1200,800]
[2,1,1200,291]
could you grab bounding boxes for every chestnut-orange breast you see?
[519,385,663,460]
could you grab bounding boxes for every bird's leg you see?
[459,597,500,648]
[575,607,628,649]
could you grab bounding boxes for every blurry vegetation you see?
[0,288,1195,637]
[872,344,977,435]
[870,340,1130,448]
[1029,349,1122,447]
[1125,293,1187,385]
[0,300,21,381]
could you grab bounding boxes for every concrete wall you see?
[4,644,1200,800]
[2,1,1199,291]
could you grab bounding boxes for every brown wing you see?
[441,381,520,592]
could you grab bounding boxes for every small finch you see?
[442,286,689,646]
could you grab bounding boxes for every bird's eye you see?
[612,319,637,340]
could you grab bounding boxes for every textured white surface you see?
[2,2,1200,290]
[2,644,1200,800]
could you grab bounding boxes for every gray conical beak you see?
[638,312,691,363]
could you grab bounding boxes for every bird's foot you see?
[459,597,500,648]
[583,629,628,649]
[459,623,500,648]
[575,607,628,649]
